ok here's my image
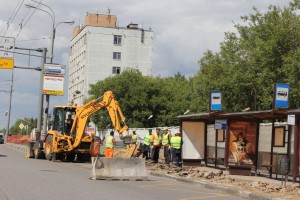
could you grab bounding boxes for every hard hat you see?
[133,128,136,132]
[163,127,168,131]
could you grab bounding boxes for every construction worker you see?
[105,131,116,158]
[131,129,138,157]
[162,128,172,167]
[170,132,182,168]
[151,128,162,163]
[131,129,138,143]
[143,129,152,160]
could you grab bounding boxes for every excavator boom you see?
[68,91,128,151]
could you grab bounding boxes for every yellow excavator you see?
[26,91,147,180]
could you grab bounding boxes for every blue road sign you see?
[275,83,289,108]
[211,90,222,111]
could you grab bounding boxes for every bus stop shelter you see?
[175,109,295,178]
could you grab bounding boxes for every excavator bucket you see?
[90,157,148,181]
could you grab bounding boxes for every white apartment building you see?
[68,13,153,105]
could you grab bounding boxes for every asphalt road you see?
[0,145,244,200]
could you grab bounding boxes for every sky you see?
[0,0,291,131]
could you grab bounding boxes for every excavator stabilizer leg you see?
[90,157,148,181]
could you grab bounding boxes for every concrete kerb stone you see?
[5,143,27,153]
[149,171,284,200]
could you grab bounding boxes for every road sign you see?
[0,36,15,69]
[44,63,65,75]
[210,90,222,111]
[19,123,25,130]
[275,83,289,108]
[0,58,14,69]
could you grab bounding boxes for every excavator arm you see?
[67,91,128,151]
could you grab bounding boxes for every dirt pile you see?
[113,148,300,199]
[146,159,300,199]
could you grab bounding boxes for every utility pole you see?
[5,70,13,143]
[39,48,47,132]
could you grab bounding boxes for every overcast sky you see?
[0,0,290,130]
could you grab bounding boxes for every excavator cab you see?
[51,106,76,135]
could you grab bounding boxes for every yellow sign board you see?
[19,123,25,130]
[0,58,14,69]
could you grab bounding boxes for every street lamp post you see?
[25,2,74,134]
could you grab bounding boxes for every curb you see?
[149,171,284,200]
[5,143,27,153]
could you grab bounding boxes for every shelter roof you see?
[174,109,290,122]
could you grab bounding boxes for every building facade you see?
[68,13,153,105]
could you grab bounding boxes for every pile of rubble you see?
[113,148,300,199]
[147,160,300,199]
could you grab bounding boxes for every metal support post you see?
[37,48,47,132]
[5,70,13,143]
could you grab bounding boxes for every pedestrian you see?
[162,128,171,167]
[151,128,162,163]
[170,132,182,168]
[105,131,116,158]
[143,129,152,160]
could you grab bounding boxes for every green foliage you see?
[195,0,300,112]
[9,117,37,135]
[89,69,191,128]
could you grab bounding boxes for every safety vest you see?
[106,136,114,148]
[144,133,151,146]
[162,133,170,146]
[171,136,181,149]
[153,133,161,146]
[132,134,137,142]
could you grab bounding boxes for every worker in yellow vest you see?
[131,129,138,143]
[170,132,182,168]
[105,131,116,158]
[143,129,152,160]
[162,128,172,167]
[150,128,162,163]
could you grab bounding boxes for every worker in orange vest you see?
[105,131,116,158]
[150,128,162,163]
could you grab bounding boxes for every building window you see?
[114,35,122,45]
[112,67,121,74]
[113,52,121,60]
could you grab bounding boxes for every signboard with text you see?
[44,63,65,75]
[0,36,15,69]
[42,74,64,95]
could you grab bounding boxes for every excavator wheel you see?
[34,141,44,159]
[66,153,76,162]
[77,153,91,162]
[45,135,53,161]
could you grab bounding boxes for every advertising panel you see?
[42,74,64,95]
[228,121,257,165]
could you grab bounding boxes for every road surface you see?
[0,145,243,200]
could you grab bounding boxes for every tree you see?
[194,0,300,112]
[88,69,191,128]
[9,118,37,135]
